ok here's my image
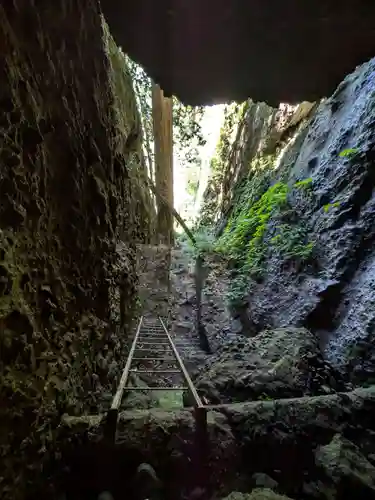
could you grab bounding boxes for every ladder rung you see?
[139,334,165,336]
[130,336,166,339]
[125,386,187,391]
[132,357,176,361]
[130,369,181,373]
[137,342,170,345]
[135,349,171,352]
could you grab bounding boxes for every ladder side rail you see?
[111,315,144,410]
[158,316,204,408]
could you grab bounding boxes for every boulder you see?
[194,327,344,403]
[222,387,375,498]
[252,474,278,491]
[315,434,375,499]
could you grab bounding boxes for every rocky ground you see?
[61,386,375,500]
[52,241,375,500]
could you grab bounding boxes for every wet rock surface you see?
[221,490,292,500]
[246,59,375,375]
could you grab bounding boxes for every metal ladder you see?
[105,316,206,432]
[104,316,208,492]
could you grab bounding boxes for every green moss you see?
[339,147,358,158]
[217,182,288,270]
[216,176,314,306]
[271,224,314,261]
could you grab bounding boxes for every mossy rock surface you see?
[315,433,375,499]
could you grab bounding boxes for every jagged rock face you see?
[247,59,375,373]
[101,0,375,106]
[200,101,315,227]
[0,2,151,498]
[203,57,375,380]
[193,327,345,404]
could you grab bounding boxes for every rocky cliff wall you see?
[0,2,151,498]
[201,58,375,383]
[200,101,315,228]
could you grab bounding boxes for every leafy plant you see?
[226,273,250,306]
[339,148,358,158]
[271,224,314,261]
[294,177,313,190]
[323,201,341,212]
[127,55,207,177]
[217,175,315,306]
[190,227,217,259]
[217,182,288,267]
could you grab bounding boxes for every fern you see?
[294,177,313,189]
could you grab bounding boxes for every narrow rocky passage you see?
[109,240,246,412]
[2,4,375,500]
[119,243,222,410]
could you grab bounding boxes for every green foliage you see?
[294,177,313,190]
[186,178,199,197]
[271,224,314,260]
[217,177,315,306]
[217,182,288,269]
[173,102,207,166]
[339,148,358,158]
[127,56,207,174]
[191,227,217,258]
[176,226,217,259]
[226,273,250,307]
[323,201,341,212]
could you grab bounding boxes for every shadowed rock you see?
[101,0,375,105]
